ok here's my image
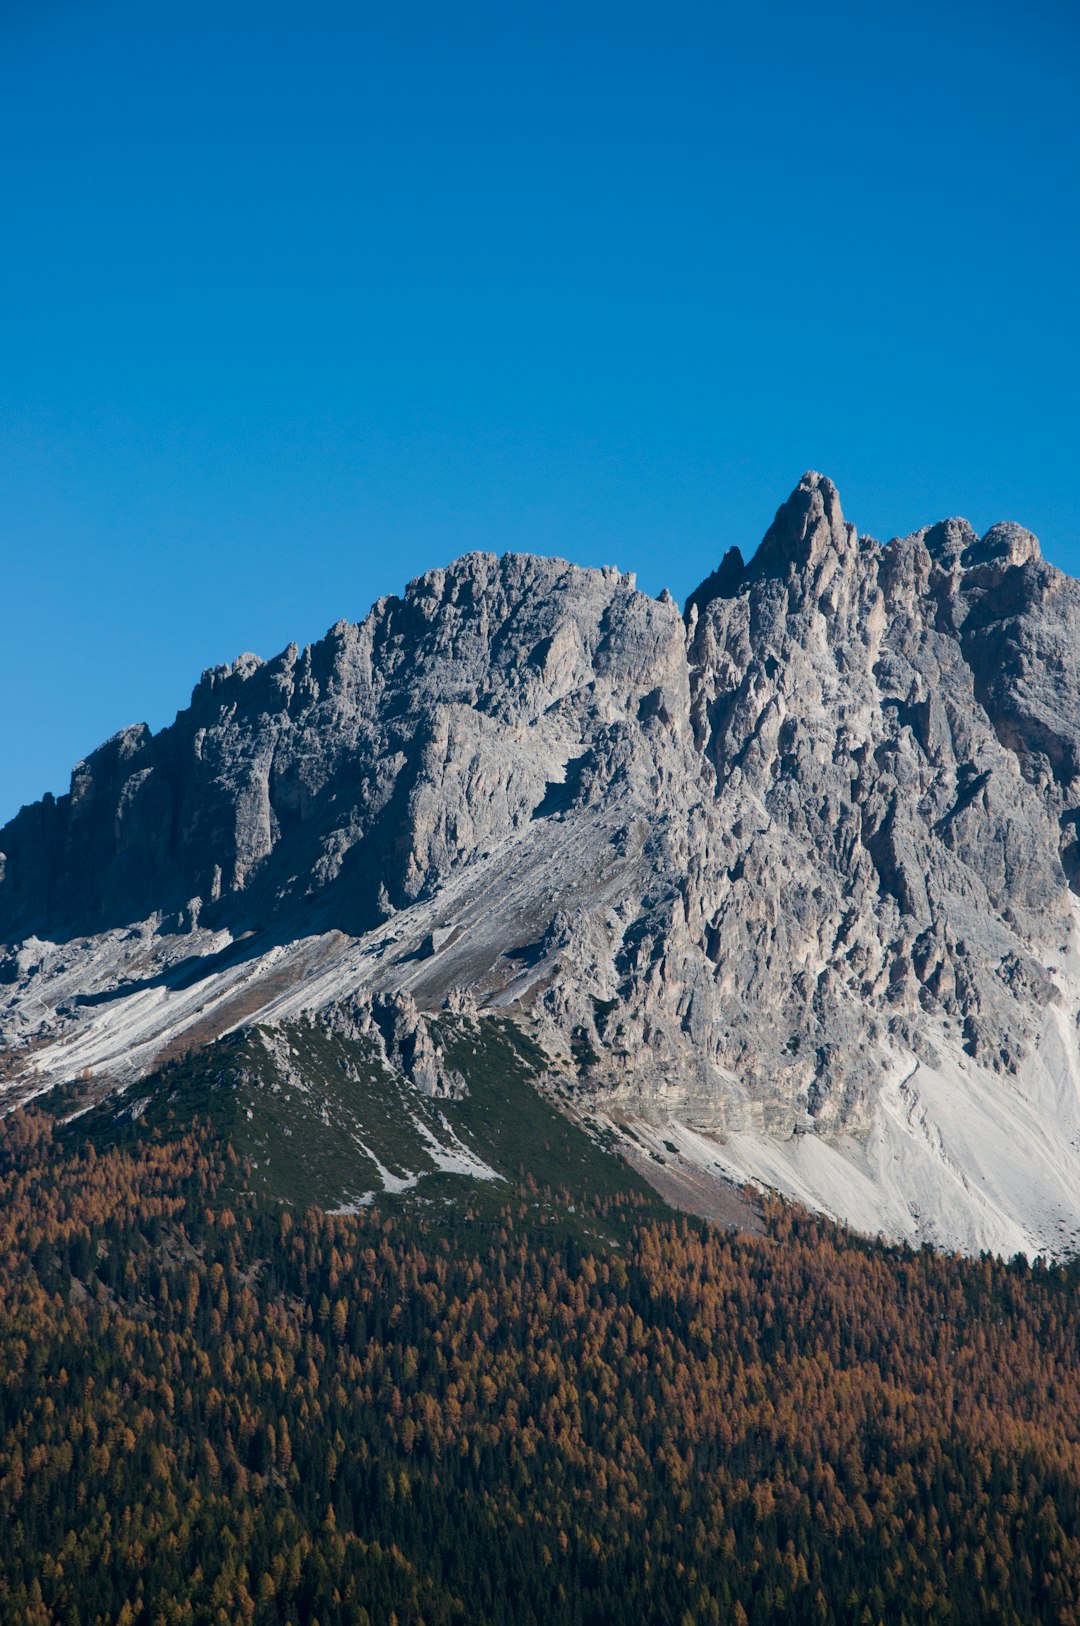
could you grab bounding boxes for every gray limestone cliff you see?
[0,553,680,941]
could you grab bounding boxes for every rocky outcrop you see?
[4,473,1080,1254]
[324,990,467,1099]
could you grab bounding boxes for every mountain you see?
[4,472,1080,1257]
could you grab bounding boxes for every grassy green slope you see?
[43,1014,668,1242]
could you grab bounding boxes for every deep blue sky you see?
[3,0,1078,823]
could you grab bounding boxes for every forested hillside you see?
[1,1104,1078,1626]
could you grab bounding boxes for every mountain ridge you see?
[5,472,1080,1257]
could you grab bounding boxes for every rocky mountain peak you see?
[748,469,857,580]
[4,475,1080,1258]
[915,516,1043,578]
[962,520,1042,572]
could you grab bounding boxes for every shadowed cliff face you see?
[5,473,1080,1255]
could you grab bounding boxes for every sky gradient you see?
[3,0,1078,824]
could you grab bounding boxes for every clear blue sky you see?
[3,0,1078,823]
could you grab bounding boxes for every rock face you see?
[681,479,1074,1115]
[0,554,682,942]
[5,474,1080,1255]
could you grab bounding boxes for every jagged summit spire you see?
[749,470,855,580]
[684,473,854,617]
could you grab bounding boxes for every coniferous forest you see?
[2,1097,1080,1626]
